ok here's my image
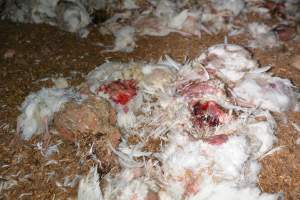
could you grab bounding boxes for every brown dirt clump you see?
[53,96,121,174]
[128,135,141,145]
[53,96,119,143]
[143,138,162,153]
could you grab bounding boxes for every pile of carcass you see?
[17,43,298,199]
[2,0,299,50]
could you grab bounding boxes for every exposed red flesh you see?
[205,134,228,145]
[177,81,219,98]
[273,24,296,41]
[191,101,225,129]
[97,79,137,105]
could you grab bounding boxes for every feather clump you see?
[197,44,258,82]
[17,88,78,140]
[78,166,103,200]
[233,73,298,112]
[247,22,279,49]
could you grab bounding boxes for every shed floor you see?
[0,20,299,199]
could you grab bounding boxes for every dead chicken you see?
[197,43,258,83]
[53,96,121,171]
[17,88,78,141]
[233,73,298,112]
[55,0,91,37]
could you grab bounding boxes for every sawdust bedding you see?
[1,1,300,200]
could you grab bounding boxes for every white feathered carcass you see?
[247,22,279,49]
[233,73,298,112]
[17,87,79,140]
[1,0,106,37]
[197,43,259,83]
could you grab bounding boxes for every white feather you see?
[191,178,280,200]
[0,178,17,193]
[78,166,103,200]
[259,146,287,160]
[117,109,137,129]
[168,9,189,29]
[105,26,136,53]
[247,121,277,158]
